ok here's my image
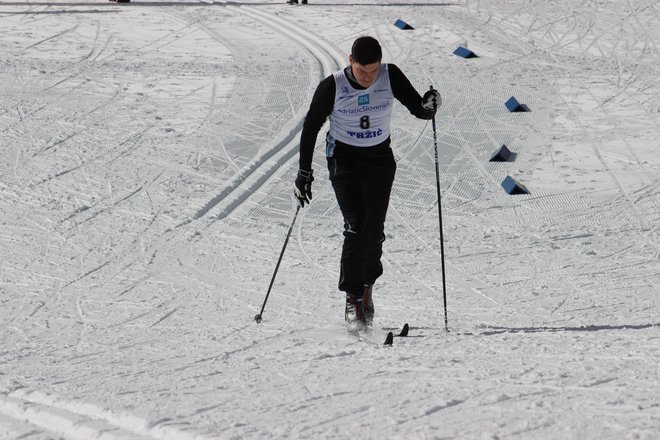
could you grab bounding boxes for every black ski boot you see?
[286,0,299,4]
[364,284,375,327]
[345,295,367,333]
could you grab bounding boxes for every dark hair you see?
[351,36,382,65]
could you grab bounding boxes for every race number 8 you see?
[360,116,370,129]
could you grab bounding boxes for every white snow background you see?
[1,0,660,438]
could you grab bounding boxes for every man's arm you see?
[388,64,436,120]
[299,75,336,171]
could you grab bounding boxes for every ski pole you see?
[430,85,449,332]
[254,204,301,324]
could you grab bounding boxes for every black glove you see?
[294,169,314,207]
[422,89,442,111]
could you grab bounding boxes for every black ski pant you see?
[327,143,396,299]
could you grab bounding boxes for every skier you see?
[294,36,441,332]
[287,0,307,4]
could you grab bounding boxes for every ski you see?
[346,323,409,346]
[384,323,409,345]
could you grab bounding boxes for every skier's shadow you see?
[387,323,660,336]
[473,322,660,336]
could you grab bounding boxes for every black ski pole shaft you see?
[254,204,301,324]
[430,85,449,332]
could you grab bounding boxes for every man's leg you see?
[363,149,396,285]
[328,156,368,299]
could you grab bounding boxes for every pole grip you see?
[429,85,437,110]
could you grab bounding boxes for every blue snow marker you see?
[453,46,477,58]
[489,144,515,162]
[394,19,414,30]
[501,176,529,195]
[505,96,529,112]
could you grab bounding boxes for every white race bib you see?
[329,64,394,147]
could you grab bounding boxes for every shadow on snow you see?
[475,322,660,336]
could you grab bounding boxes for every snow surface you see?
[1,0,660,438]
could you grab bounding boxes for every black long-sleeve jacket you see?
[298,64,435,171]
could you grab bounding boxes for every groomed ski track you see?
[175,3,346,224]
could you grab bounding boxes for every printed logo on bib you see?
[338,86,355,101]
[357,94,370,105]
[346,128,384,139]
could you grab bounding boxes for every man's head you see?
[349,36,382,88]
[350,36,382,65]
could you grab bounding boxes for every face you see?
[349,56,381,88]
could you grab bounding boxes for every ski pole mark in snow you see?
[21,24,78,51]
[62,259,113,289]
[150,306,179,327]
[28,300,46,318]
[76,296,85,323]
[423,399,464,416]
